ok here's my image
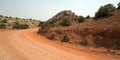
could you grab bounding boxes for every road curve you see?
[0,28,119,60]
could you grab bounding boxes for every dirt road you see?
[0,29,119,60]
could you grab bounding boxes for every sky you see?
[0,0,119,21]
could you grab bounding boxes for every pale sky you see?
[0,0,119,21]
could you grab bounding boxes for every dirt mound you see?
[38,9,120,50]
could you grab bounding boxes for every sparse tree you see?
[80,39,88,46]
[76,16,85,23]
[61,34,69,43]
[0,24,6,29]
[5,16,8,18]
[38,21,44,27]
[86,15,90,19]
[12,24,29,29]
[60,19,71,26]
[48,32,56,40]
[0,15,3,17]
[16,17,18,19]
[117,2,120,9]
[94,4,115,19]
[2,19,7,23]
[9,16,12,19]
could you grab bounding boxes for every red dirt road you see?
[0,28,119,60]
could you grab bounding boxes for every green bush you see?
[40,24,47,29]
[49,18,57,24]
[2,19,7,23]
[61,34,69,43]
[9,16,12,19]
[0,18,2,22]
[117,2,120,9]
[40,22,51,29]
[48,32,55,40]
[94,4,115,19]
[5,16,8,18]
[76,16,85,23]
[60,19,71,26]
[0,15,3,17]
[86,15,90,19]
[38,21,55,29]
[12,24,29,29]
[80,39,88,46]
[94,35,103,40]
[0,24,6,29]
[15,22,19,25]
[15,17,18,19]
[38,21,44,27]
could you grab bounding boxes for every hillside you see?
[38,10,80,29]
[38,8,120,51]
[48,10,78,24]
[0,15,39,29]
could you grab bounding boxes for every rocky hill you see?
[48,10,78,22]
[39,10,79,28]
[38,7,120,51]
[0,15,39,29]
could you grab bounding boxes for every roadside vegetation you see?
[117,2,120,9]
[47,32,56,40]
[38,2,120,50]
[12,23,29,29]
[80,39,88,46]
[2,19,8,23]
[86,15,90,19]
[61,34,69,43]
[0,23,6,29]
[0,15,39,29]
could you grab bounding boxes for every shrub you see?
[0,18,2,22]
[117,2,120,9]
[94,35,103,40]
[0,24,6,29]
[84,27,89,31]
[40,24,47,29]
[5,16,8,18]
[0,15,3,17]
[80,39,88,46]
[38,21,44,27]
[2,19,7,23]
[40,22,51,29]
[60,19,71,26]
[86,15,90,19]
[63,11,68,16]
[38,21,55,29]
[61,34,69,43]
[49,18,57,24]
[12,24,29,29]
[48,32,56,40]
[15,22,19,25]
[15,17,18,19]
[76,16,85,23]
[9,16,12,19]
[94,4,115,19]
